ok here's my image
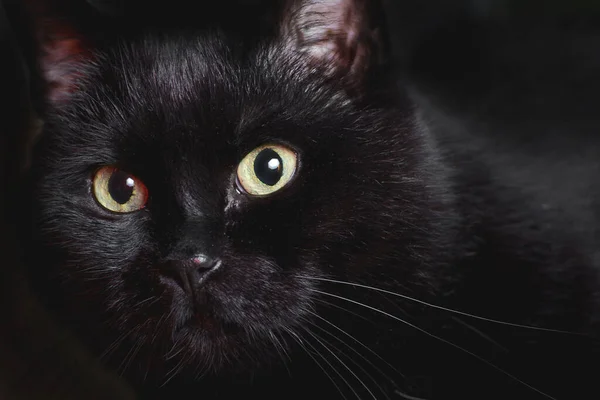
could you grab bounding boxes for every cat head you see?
[25,0,449,384]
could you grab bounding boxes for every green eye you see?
[92,166,148,213]
[236,144,298,196]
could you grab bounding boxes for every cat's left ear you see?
[280,0,387,86]
[22,0,100,105]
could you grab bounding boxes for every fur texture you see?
[15,0,600,399]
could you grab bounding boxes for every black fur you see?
[18,0,600,399]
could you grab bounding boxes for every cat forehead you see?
[87,35,351,132]
[107,36,239,101]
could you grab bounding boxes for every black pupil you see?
[108,170,135,204]
[254,148,283,186]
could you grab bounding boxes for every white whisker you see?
[100,328,134,362]
[302,316,392,400]
[301,326,366,400]
[312,288,557,400]
[162,351,190,387]
[451,316,509,352]
[117,334,144,377]
[132,296,158,309]
[314,297,377,324]
[284,327,348,400]
[307,309,405,379]
[393,389,432,400]
[268,330,292,376]
[302,275,586,336]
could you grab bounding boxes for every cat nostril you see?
[191,254,209,265]
[190,254,221,271]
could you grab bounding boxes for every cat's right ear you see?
[279,0,387,88]
[23,0,96,105]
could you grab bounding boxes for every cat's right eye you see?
[236,144,298,196]
[92,166,148,213]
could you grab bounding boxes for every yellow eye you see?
[92,166,148,213]
[236,144,298,196]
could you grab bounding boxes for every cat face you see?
[26,0,448,382]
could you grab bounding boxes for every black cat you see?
[16,0,600,399]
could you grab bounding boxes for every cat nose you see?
[185,253,221,275]
[161,254,221,292]
[190,254,215,269]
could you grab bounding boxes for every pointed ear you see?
[280,0,386,85]
[23,0,96,104]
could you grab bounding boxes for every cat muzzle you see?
[159,255,222,296]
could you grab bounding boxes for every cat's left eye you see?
[92,166,148,213]
[236,144,298,196]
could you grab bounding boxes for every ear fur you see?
[24,0,94,104]
[280,0,386,84]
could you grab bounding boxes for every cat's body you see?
[10,0,600,399]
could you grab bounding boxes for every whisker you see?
[302,276,586,336]
[193,362,211,381]
[393,389,431,400]
[315,297,377,325]
[162,350,190,387]
[132,296,158,309]
[143,346,154,383]
[307,309,405,380]
[312,289,557,400]
[284,327,348,400]
[101,323,142,363]
[80,266,115,274]
[268,330,292,376]
[451,316,509,352]
[117,334,144,377]
[274,330,291,360]
[378,290,411,319]
[300,326,362,400]
[302,317,390,400]
[100,330,130,362]
[151,313,167,344]
[144,314,169,382]
[165,335,186,361]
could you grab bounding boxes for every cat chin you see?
[58,255,319,381]
[110,296,306,384]
[111,322,289,385]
